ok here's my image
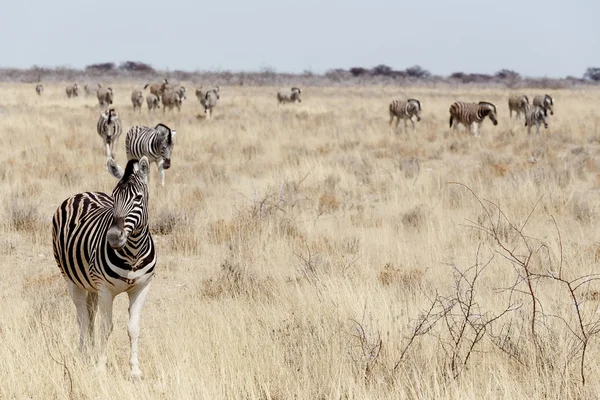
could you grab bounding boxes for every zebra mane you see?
[478,101,496,112]
[119,159,141,183]
[545,94,553,104]
[154,123,173,144]
[408,99,421,110]
[523,95,529,103]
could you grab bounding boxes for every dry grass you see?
[2,83,600,398]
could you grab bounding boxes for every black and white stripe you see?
[202,87,220,119]
[524,105,549,135]
[532,94,554,115]
[277,87,302,104]
[97,108,123,159]
[35,84,44,96]
[52,157,155,380]
[449,101,498,136]
[388,98,422,133]
[508,94,529,119]
[125,124,176,186]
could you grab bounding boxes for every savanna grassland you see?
[2,82,600,399]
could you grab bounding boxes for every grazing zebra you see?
[35,84,44,96]
[144,79,168,98]
[125,124,176,186]
[161,89,182,112]
[66,83,79,98]
[131,90,144,112]
[201,88,220,119]
[52,156,155,381]
[449,101,498,136]
[533,94,554,115]
[277,87,302,104]
[508,94,529,119]
[97,86,114,108]
[97,108,123,159]
[388,98,422,133]
[524,105,549,136]
[146,94,160,112]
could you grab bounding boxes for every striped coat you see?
[532,95,554,115]
[125,124,176,186]
[389,98,422,133]
[524,105,549,135]
[449,101,498,136]
[97,108,123,159]
[66,83,79,98]
[52,157,155,380]
[508,94,529,119]
[35,84,44,96]
[131,90,144,112]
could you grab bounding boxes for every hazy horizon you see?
[3,0,598,78]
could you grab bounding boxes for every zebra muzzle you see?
[107,217,127,249]
[163,159,171,169]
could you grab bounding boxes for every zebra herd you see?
[390,93,555,136]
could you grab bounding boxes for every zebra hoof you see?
[130,370,143,382]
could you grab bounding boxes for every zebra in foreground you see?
[524,105,549,136]
[508,94,529,119]
[131,90,144,112]
[35,84,44,96]
[146,94,160,112]
[388,99,422,133]
[52,157,155,381]
[202,87,220,119]
[97,108,123,159]
[277,87,302,104]
[66,83,79,98]
[533,94,554,115]
[449,101,498,136]
[125,124,176,186]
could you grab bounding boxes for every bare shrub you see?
[7,198,44,234]
[378,263,424,288]
[152,209,189,235]
[318,192,339,214]
[398,157,421,179]
[398,205,426,231]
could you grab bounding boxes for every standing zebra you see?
[524,105,549,136]
[388,98,422,133]
[131,90,144,113]
[144,79,168,98]
[161,89,182,112]
[97,108,123,159]
[533,94,554,115]
[35,84,44,96]
[125,124,176,186]
[97,86,114,108]
[146,94,160,112]
[66,83,79,98]
[277,87,302,104]
[508,94,529,119]
[201,88,220,119]
[449,101,498,136]
[52,157,155,380]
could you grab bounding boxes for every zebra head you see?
[106,157,150,249]
[155,123,176,170]
[178,86,187,100]
[408,99,422,121]
[479,102,498,126]
[544,95,554,115]
[521,95,529,108]
[291,87,302,103]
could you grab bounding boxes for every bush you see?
[584,67,600,81]
[85,63,116,72]
[119,61,155,72]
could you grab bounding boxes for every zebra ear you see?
[137,156,150,181]
[107,158,124,179]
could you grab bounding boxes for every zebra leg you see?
[158,160,165,187]
[96,288,115,373]
[86,292,98,346]
[127,281,152,380]
[471,122,478,136]
[67,282,90,353]
[411,117,416,133]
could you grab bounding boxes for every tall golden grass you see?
[1,82,600,399]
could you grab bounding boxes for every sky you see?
[2,0,598,78]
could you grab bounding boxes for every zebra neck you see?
[114,226,152,260]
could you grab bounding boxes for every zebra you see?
[125,124,176,186]
[388,99,422,133]
[52,156,155,381]
[146,94,160,112]
[97,86,114,108]
[195,87,204,103]
[524,105,549,136]
[449,101,498,136]
[201,88,220,119]
[144,79,168,98]
[161,89,182,112]
[97,108,123,159]
[131,90,144,113]
[533,94,554,115]
[35,84,44,96]
[277,87,302,104]
[66,83,79,98]
[508,94,529,119]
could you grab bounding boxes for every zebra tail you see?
[449,116,453,128]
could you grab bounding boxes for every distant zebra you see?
[35,84,44,96]
[161,89,182,112]
[524,105,549,136]
[144,79,168,98]
[146,94,160,112]
[97,86,114,108]
[449,101,498,136]
[508,94,529,119]
[66,83,79,98]
[533,94,554,115]
[277,87,302,104]
[125,124,176,186]
[388,99,422,133]
[195,87,204,102]
[97,108,123,159]
[131,90,144,112]
[202,88,220,119]
[52,157,155,381]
